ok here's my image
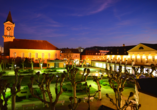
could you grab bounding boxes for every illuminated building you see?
[81,49,109,65]
[91,44,157,76]
[60,48,80,64]
[2,11,60,63]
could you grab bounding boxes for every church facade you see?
[2,11,60,63]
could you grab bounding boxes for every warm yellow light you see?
[148,55,152,59]
[137,55,140,58]
[155,56,157,59]
[132,55,135,58]
[112,55,114,58]
[142,55,145,58]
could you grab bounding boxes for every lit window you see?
[13,52,16,58]
[42,53,44,59]
[28,53,31,58]
[21,53,24,58]
[35,53,38,59]
[48,53,50,59]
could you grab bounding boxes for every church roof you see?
[6,11,14,23]
[9,39,58,50]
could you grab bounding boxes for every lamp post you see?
[14,64,16,69]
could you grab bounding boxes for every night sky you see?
[0,0,157,48]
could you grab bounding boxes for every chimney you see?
[123,44,125,47]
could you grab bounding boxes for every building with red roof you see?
[2,11,60,63]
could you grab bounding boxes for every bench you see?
[83,97,94,102]
[22,104,35,110]
[57,100,65,105]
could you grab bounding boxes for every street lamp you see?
[14,64,16,69]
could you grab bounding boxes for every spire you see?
[6,11,14,23]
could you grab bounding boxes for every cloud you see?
[69,0,118,16]
[113,8,133,20]
[16,23,66,38]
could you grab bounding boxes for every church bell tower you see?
[2,11,15,55]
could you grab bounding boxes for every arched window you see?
[7,31,10,36]
[14,52,16,58]
[139,46,144,50]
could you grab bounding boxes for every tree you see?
[84,82,98,110]
[106,66,141,110]
[2,58,7,70]
[28,73,65,110]
[145,65,155,78]
[0,60,3,72]
[81,60,86,68]
[64,66,90,103]
[30,58,34,70]
[93,75,103,100]
[21,58,25,70]
[10,59,15,70]
[38,58,44,70]
[0,69,24,110]
[10,69,24,110]
[132,66,144,79]
[0,73,10,110]
[68,97,81,110]
[132,65,155,79]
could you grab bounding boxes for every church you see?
[2,11,60,63]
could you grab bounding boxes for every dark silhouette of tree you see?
[28,72,65,110]
[64,66,90,103]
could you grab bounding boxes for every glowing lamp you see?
[142,55,145,58]
[148,55,152,59]
[137,55,140,59]
[95,73,98,76]
[132,55,135,58]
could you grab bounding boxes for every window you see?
[35,53,38,59]
[42,53,44,59]
[7,31,10,36]
[21,53,24,58]
[13,52,16,58]
[55,53,57,58]
[139,46,144,50]
[28,53,31,58]
[48,53,50,59]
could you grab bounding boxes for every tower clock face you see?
[6,27,11,31]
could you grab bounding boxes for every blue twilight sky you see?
[0,0,157,48]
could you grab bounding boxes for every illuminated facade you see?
[60,48,80,64]
[91,44,157,76]
[81,50,109,65]
[2,11,60,63]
